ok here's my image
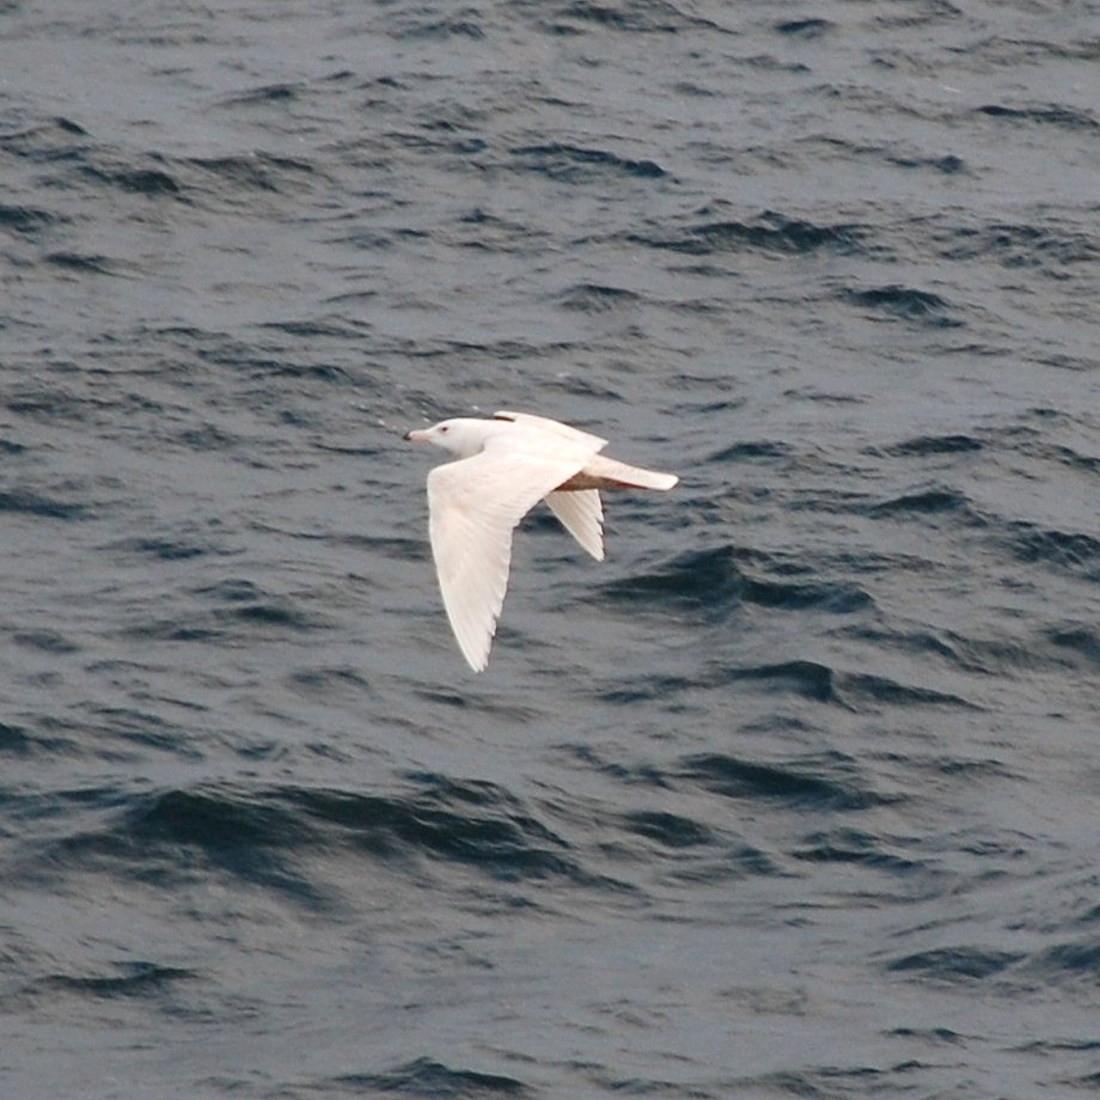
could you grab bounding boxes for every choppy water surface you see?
[2,1,1099,1097]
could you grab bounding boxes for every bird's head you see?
[403,417,494,459]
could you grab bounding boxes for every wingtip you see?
[454,627,492,672]
[467,646,490,672]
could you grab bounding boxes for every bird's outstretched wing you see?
[545,490,604,561]
[426,444,590,671]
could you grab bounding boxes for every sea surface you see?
[2,1,1099,1097]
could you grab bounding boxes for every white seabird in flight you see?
[404,410,678,671]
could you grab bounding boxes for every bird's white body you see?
[405,410,678,671]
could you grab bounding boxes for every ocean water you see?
[2,1,1099,1097]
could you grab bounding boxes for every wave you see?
[626,209,868,257]
[678,752,890,811]
[600,545,873,620]
[327,1058,529,1097]
[886,946,1024,981]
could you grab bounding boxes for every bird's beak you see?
[404,428,429,442]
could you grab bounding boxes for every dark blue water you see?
[2,2,1099,1097]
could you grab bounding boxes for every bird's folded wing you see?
[545,490,604,561]
[573,453,679,491]
[427,447,590,671]
[493,410,608,452]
